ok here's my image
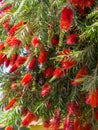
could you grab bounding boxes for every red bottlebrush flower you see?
[0,3,12,15]
[74,118,82,130]
[43,66,55,78]
[72,66,88,86]
[21,74,32,86]
[57,49,72,62]
[10,83,17,90]
[0,53,6,65]
[51,111,60,130]
[53,68,64,78]
[86,89,98,107]
[66,34,78,45]
[5,126,13,130]
[5,98,17,111]
[32,37,40,48]
[61,48,72,56]
[9,64,18,73]
[38,49,47,64]
[64,117,74,130]
[51,34,59,46]
[46,100,52,109]
[10,53,18,65]
[28,56,36,70]
[83,123,92,130]
[5,57,10,67]
[95,109,98,120]
[41,83,51,98]
[0,43,5,50]
[25,44,30,50]
[22,112,36,126]
[60,7,74,31]
[8,22,25,36]
[62,59,77,69]
[22,107,28,116]
[3,18,10,30]
[71,0,95,10]
[67,101,76,115]
[6,36,21,47]
[16,56,27,66]
[44,120,51,129]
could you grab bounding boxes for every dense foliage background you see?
[0,0,98,130]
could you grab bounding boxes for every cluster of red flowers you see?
[0,2,12,15]
[63,117,92,130]
[70,0,95,14]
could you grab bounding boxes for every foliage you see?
[0,0,98,130]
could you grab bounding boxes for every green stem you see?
[59,31,65,47]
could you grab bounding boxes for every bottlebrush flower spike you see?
[67,101,76,115]
[5,98,17,111]
[86,88,98,107]
[43,66,55,78]
[44,120,51,130]
[70,0,95,10]
[46,100,52,109]
[51,111,60,130]
[72,66,88,86]
[62,59,77,69]
[0,53,6,66]
[8,22,25,36]
[94,109,98,120]
[32,37,40,48]
[57,48,72,62]
[25,44,30,50]
[22,112,36,126]
[51,34,59,47]
[83,123,92,130]
[9,64,18,73]
[0,43,5,50]
[21,74,32,86]
[5,126,13,130]
[53,68,64,78]
[10,53,18,65]
[28,56,36,70]
[74,118,82,130]
[41,83,51,98]
[22,107,28,116]
[3,18,10,30]
[60,7,74,31]
[16,56,27,66]
[64,117,74,130]
[66,34,78,45]
[0,3,12,15]
[50,68,65,82]
[10,83,17,90]
[5,57,10,67]
[38,48,47,64]
[6,36,21,47]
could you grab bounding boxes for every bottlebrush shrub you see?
[0,0,98,130]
